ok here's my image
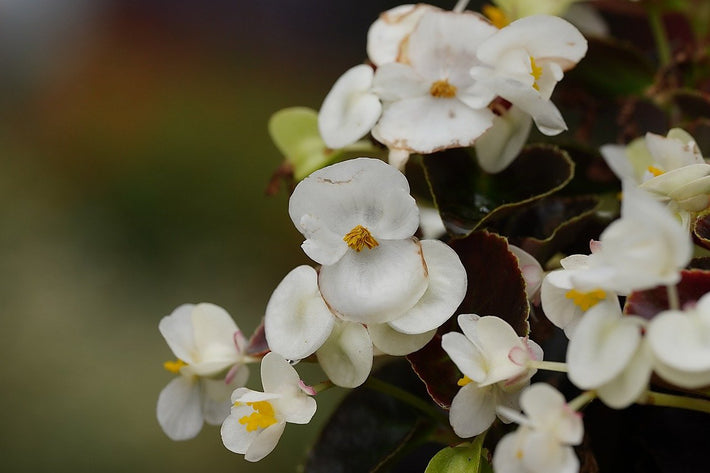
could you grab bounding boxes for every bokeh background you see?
[0,0,462,471]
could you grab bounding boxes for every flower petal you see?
[190,303,240,374]
[159,304,197,364]
[265,265,335,360]
[319,238,428,324]
[366,4,438,66]
[368,323,434,356]
[277,395,317,425]
[596,341,653,409]
[475,106,533,174]
[318,65,382,149]
[221,405,261,454]
[316,321,373,388]
[201,377,238,425]
[441,331,487,383]
[388,239,467,334]
[244,422,287,462]
[157,376,203,441]
[449,383,497,438]
[260,352,301,394]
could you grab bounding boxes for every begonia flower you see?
[221,352,316,462]
[571,185,692,294]
[371,9,497,155]
[475,105,533,173]
[471,15,587,136]
[493,383,583,473]
[540,252,618,338]
[601,129,710,229]
[442,314,543,437]
[318,64,382,149]
[647,292,710,389]
[157,303,250,440]
[566,301,652,409]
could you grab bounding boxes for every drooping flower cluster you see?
[318,6,587,171]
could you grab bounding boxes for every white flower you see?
[647,292,710,389]
[371,10,497,154]
[566,301,652,409]
[221,352,316,462]
[471,15,587,136]
[366,3,441,67]
[540,252,618,338]
[571,185,692,294]
[157,303,250,440]
[475,105,533,173]
[318,64,382,149]
[493,383,584,473]
[442,314,543,437]
[508,244,544,303]
[601,129,710,228]
[289,157,419,266]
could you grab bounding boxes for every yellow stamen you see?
[648,165,665,177]
[457,375,473,387]
[565,288,607,311]
[429,79,457,98]
[516,449,524,459]
[530,56,543,91]
[163,359,187,374]
[239,401,278,432]
[482,5,510,29]
[343,225,379,251]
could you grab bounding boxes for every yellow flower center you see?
[163,359,187,374]
[482,5,510,29]
[530,56,543,91]
[238,401,278,432]
[565,288,607,311]
[343,225,379,251]
[429,79,458,98]
[457,375,473,387]
[648,165,665,177]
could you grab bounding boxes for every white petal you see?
[201,377,238,425]
[157,376,203,441]
[600,144,637,182]
[475,106,533,173]
[366,4,437,66]
[522,430,579,473]
[449,383,497,438]
[368,323,434,356]
[319,238,428,324]
[231,388,280,404]
[159,304,197,364]
[388,239,467,334]
[477,16,587,70]
[265,265,335,360]
[289,157,419,265]
[474,316,529,385]
[244,422,287,462]
[597,341,653,409]
[316,321,373,388]
[441,331,487,383]
[372,62,429,101]
[190,303,240,374]
[521,384,582,445]
[277,395,317,425]
[508,244,543,300]
[221,405,261,454]
[372,96,495,153]
[260,352,301,394]
[567,303,642,389]
[492,430,526,473]
[318,64,382,149]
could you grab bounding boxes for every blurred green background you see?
[1,1,469,471]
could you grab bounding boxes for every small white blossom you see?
[442,314,543,437]
[571,185,692,294]
[157,303,250,441]
[493,383,584,473]
[647,292,710,389]
[221,352,316,462]
[471,15,587,136]
[566,302,652,409]
[601,129,710,228]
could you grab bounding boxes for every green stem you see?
[365,377,449,425]
[649,7,671,67]
[638,390,710,414]
[666,284,680,311]
[568,390,597,411]
[527,360,568,373]
[311,380,334,394]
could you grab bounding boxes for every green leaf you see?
[268,107,337,180]
[304,361,436,473]
[624,269,710,319]
[425,439,486,473]
[569,37,654,96]
[423,145,574,238]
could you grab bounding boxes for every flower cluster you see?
[155,1,710,471]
